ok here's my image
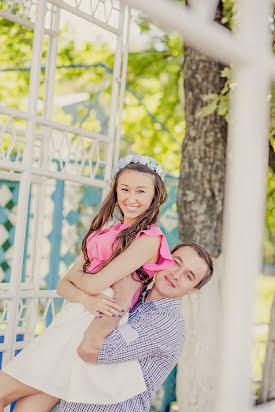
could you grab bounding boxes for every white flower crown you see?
[112,154,165,181]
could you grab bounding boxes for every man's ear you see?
[186,288,198,295]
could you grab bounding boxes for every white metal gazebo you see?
[0,1,274,412]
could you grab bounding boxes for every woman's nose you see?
[127,192,137,203]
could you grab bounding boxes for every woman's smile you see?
[125,204,139,212]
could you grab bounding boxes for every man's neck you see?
[146,287,166,301]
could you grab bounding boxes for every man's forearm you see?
[78,290,134,363]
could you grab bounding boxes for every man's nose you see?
[171,267,180,279]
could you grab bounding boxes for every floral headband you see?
[112,153,165,181]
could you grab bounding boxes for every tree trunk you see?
[176,3,227,411]
[259,296,275,403]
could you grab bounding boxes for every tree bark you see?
[177,17,227,256]
[176,3,227,411]
[269,142,275,174]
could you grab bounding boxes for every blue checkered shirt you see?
[57,296,185,412]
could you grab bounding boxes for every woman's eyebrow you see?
[120,184,147,188]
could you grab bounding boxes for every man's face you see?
[153,246,208,299]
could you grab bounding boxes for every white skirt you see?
[3,288,146,404]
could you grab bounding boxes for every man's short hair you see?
[170,242,214,289]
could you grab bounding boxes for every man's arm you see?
[96,313,179,364]
[85,307,184,364]
[76,274,141,362]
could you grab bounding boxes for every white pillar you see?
[215,1,272,411]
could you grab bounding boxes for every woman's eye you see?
[186,274,192,280]
[138,190,145,193]
[122,188,128,191]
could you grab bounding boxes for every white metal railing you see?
[0,0,130,390]
[48,0,121,34]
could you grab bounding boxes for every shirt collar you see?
[133,292,181,313]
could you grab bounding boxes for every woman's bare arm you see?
[57,260,125,316]
[68,234,160,295]
[56,258,86,302]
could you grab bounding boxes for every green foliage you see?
[0,15,184,173]
[265,167,275,262]
[0,5,274,258]
[252,274,275,393]
[200,67,231,119]
[122,34,184,173]
[221,0,234,28]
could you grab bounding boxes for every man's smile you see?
[164,276,175,288]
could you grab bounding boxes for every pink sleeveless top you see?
[86,222,174,309]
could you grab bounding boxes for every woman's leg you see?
[13,392,59,412]
[0,371,40,409]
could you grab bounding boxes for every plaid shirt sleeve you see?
[98,312,182,364]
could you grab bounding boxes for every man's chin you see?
[158,289,177,299]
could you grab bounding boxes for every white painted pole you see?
[114,6,131,165]
[120,0,248,66]
[0,9,57,36]
[31,5,61,293]
[24,5,61,342]
[3,0,47,366]
[103,4,125,195]
[215,1,272,412]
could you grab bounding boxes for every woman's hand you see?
[80,293,124,318]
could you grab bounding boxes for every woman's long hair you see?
[81,162,167,292]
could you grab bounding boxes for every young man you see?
[57,242,213,412]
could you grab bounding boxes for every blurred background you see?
[0,1,274,411]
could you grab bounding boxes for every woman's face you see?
[116,169,155,224]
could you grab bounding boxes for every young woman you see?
[0,154,174,412]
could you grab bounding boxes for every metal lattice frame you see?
[119,1,274,412]
[0,0,130,381]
